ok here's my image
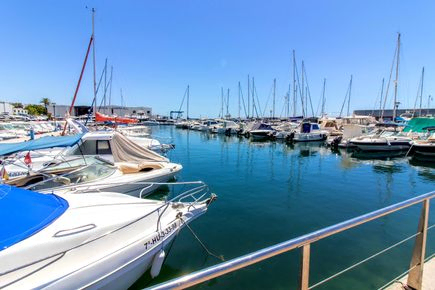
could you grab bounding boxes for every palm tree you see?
[40,98,50,115]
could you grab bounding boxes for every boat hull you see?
[351,141,410,151]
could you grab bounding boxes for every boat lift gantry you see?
[147,191,434,290]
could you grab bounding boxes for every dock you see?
[384,256,435,290]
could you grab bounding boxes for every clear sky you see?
[1,1,435,118]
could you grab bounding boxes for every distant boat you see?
[95,111,138,124]
[249,123,275,140]
[289,122,327,142]
[349,123,411,151]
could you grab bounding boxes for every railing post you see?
[299,244,310,290]
[407,199,430,290]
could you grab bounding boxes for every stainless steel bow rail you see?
[147,191,434,290]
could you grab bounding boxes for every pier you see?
[384,256,435,290]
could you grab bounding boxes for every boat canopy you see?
[0,185,68,251]
[0,134,84,157]
[110,132,169,163]
[403,117,435,133]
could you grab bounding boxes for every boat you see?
[0,120,179,179]
[409,126,435,159]
[349,123,411,151]
[248,123,275,140]
[288,122,328,142]
[6,155,181,197]
[95,111,138,124]
[0,183,216,289]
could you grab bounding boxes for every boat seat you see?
[115,162,164,174]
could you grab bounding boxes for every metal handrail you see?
[148,191,435,290]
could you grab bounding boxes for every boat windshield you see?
[27,157,116,191]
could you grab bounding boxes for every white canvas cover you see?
[109,132,169,163]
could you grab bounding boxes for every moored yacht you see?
[0,183,216,289]
[349,123,411,151]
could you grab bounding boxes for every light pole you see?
[52,102,57,130]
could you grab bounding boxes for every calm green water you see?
[132,126,434,290]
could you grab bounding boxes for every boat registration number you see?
[144,222,178,250]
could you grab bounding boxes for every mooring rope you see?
[180,217,224,262]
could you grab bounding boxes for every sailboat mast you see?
[187,85,190,119]
[91,8,97,119]
[252,77,255,118]
[247,75,250,119]
[238,82,241,119]
[221,87,224,118]
[393,33,401,121]
[109,66,113,107]
[287,83,291,118]
[273,78,276,119]
[420,67,425,116]
[301,61,305,116]
[321,78,326,116]
[292,50,297,117]
[226,88,230,118]
[379,78,384,116]
[347,75,353,116]
[103,58,107,112]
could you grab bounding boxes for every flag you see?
[24,151,32,166]
[1,167,9,181]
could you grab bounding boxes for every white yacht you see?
[0,183,216,289]
[349,124,411,151]
[290,122,328,142]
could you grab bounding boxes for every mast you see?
[287,83,291,118]
[91,8,97,119]
[347,75,353,116]
[379,78,384,117]
[252,77,255,118]
[301,61,305,116]
[292,50,297,117]
[272,78,276,119]
[120,89,124,116]
[108,66,113,108]
[321,78,326,116]
[247,75,250,119]
[187,85,190,119]
[103,58,107,113]
[420,67,425,116]
[226,88,230,118]
[238,82,241,119]
[393,33,401,121]
[220,87,224,118]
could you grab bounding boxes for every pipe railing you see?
[147,191,434,290]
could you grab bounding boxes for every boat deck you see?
[384,256,435,290]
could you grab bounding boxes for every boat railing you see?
[146,191,434,290]
[71,180,213,204]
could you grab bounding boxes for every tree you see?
[11,102,23,108]
[25,104,46,115]
[40,98,50,114]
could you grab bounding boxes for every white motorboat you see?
[1,127,179,180]
[7,156,182,197]
[0,183,216,289]
[349,124,411,151]
[409,126,435,159]
[289,122,328,142]
[248,123,275,140]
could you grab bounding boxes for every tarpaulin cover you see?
[0,185,68,251]
[0,134,84,156]
[110,132,168,163]
[403,117,435,133]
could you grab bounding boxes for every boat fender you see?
[150,250,166,278]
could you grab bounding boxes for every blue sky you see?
[1,1,434,118]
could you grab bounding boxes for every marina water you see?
[132,126,434,290]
